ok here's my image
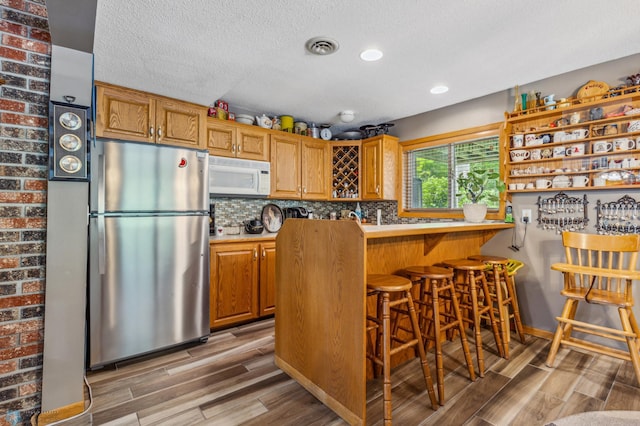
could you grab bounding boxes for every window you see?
[400,123,504,219]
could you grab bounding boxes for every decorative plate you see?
[261,203,283,233]
[577,80,609,102]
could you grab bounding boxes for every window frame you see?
[399,122,506,220]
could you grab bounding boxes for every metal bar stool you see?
[469,255,527,359]
[401,265,476,405]
[440,259,505,377]
[366,274,438,424]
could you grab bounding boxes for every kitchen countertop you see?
[209,221,514,243]
[361,220,514,239]
[209,231,277,243]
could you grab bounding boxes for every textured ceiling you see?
[93,0,640,132]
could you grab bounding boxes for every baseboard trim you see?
[524,325,554,340]
[35,400,85,425]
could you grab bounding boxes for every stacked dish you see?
[236,114,254,125]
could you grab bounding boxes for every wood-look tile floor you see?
[67,318,640,426]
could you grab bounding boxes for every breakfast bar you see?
[274,219,514,425]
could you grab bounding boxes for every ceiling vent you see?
[305,37,339,56]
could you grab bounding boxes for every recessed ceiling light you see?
[360,49,383,62]
[430,85,449,94]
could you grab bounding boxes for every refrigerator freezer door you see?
[88,214,209,368]
[90,140,208,213]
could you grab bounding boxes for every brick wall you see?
[0,0,50,424]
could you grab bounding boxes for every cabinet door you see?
[205,120,237,157]
[362,139,382,199]
[362,136,398,200]
[210,242,259,328]
[155,98,205,149]
[237,126,270,161]
[259,241,276,316]
[95,83,154,143]
[270,134,301,199]
[301,139,329,199]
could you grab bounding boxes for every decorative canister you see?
[308,122,319,138]
[280,115,294,132]
[294,121,308,135]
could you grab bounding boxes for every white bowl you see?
[236,114,254,125]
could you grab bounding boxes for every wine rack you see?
[331,143,360,199]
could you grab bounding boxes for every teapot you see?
[255,114,273,129]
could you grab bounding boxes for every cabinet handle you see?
[157,127,162,138]
[253,248,258,260]
[376,184,380,194]
[262,248,266,258]
[149,126,154,137]
[297,186,301,194]
[238,144,242,153]
[232,144,236,153]
[303,187,307,194]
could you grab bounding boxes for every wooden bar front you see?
[274,220,513,425]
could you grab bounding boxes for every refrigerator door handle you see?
[97,151,105,214]
[97,214,106,275]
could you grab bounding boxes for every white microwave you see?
[208,156,271,197]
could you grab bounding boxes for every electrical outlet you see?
[521,209,532,223]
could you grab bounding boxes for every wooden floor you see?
[66,318,640,426]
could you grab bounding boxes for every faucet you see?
[348,211,361,223]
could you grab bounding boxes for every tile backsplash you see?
[210,197,434,228]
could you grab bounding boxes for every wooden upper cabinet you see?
[301,139,330,199]
[96,83,154,142]
[205,119,269,161]
[270,134,329,199]
[270,133,301,198]
[155,98,205,149]
[95,82,206,149]
[362,135,399,200]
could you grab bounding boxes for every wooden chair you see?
[545,231,640,385]
[366,274,438,424]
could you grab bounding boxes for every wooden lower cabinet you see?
[259,241,276,316]
[209,240,275,328]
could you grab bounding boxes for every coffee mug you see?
[524,134,536,144]
[614,138,635,151]
[593,141,612,153]
[553,131,567,142]
[570,112,581,125]
[593,177,606,187]
[565,144,585,156]
[515,183,525,190]
[535,179,552,189]
[604,124,618,135]
[628,120,640,132]
[572,129,589,139]
[510,149,530,162]
[553,146,566,158]
[512,134,524,148]
[508,183,517,190]
[530,149,541,160]
[525,183,534,189]
[572,175,589,187]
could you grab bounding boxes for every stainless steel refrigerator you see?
[88,140,210,368]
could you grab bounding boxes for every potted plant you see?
[456,167,505,223]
